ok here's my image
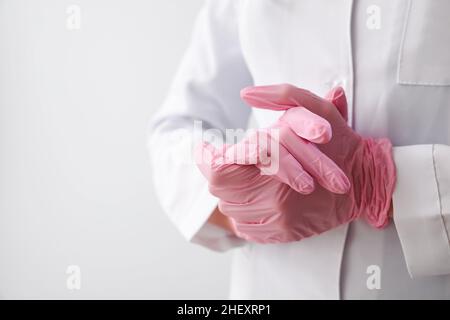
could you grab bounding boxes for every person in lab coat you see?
[148,0,450,299]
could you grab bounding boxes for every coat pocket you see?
[397,0,450,86]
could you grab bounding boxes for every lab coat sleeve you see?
[148,0,250,251]
[393,144,450,277]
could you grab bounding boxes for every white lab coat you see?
[149,0,450,299]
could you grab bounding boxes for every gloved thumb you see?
[325,86,348,122]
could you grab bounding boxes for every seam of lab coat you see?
[396,0,412,86]
[336,0,355,301]
[432,144,450,250]
[337,224,350,300]
[398,81,450,87]
[347,0,355,128]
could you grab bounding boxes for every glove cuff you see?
[359,138,397,228]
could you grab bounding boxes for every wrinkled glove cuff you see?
[361,138,397,228]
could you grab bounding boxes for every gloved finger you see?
[195,141,266,200]
[194,141,245,185]
[218,198,275,222]
[241,83,344,124]
[257,143,315,195]
[225,127,349,194]
[225,209,310,243]
[223,131,315,194]
[241,86,333,144]
[325,86,348,121]
[276,124,351,194]
[230,214,284,243]
[279,107,332,143]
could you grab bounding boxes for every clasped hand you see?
[196,84,396,243]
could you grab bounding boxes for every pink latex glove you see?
[197,94,352,196]
[196,85,396,243]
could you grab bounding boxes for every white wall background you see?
[0,0,233,299]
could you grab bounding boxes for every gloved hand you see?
[195,85,396,243]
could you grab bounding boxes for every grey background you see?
[0,0,232,299]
